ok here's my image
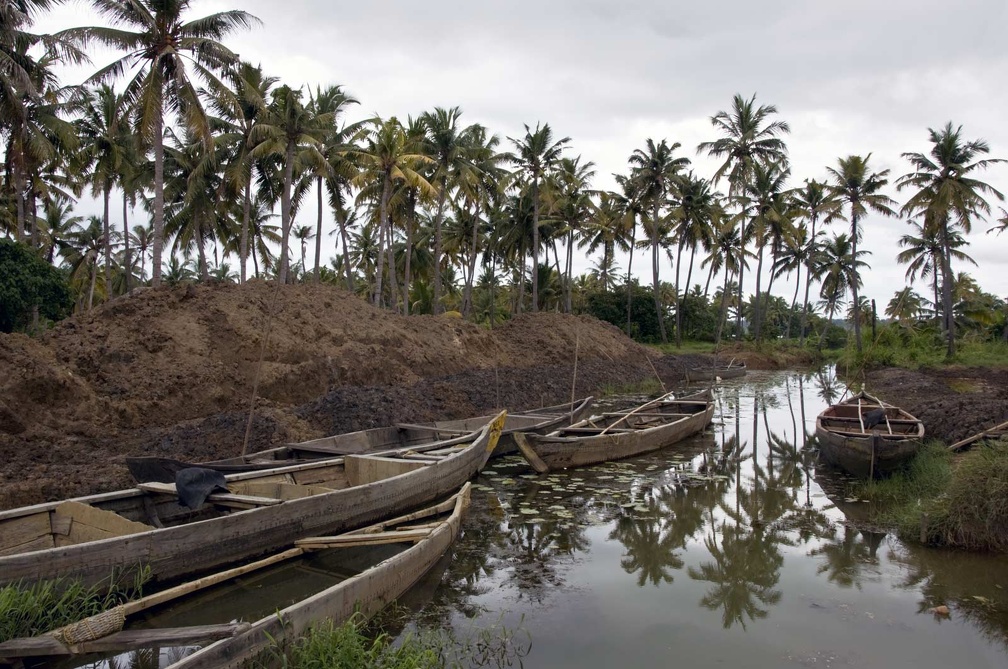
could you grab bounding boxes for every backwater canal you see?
[390,368,1008,668]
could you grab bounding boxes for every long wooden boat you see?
[125,397,592,483]
[0,484,471,669]
[0,413,504,592]
[684,360,747,383]
[515,390,715,473]
[815,392,924,478]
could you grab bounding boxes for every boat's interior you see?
[549,397,710,436]
[0,439,474,558]
[820,403,922,436]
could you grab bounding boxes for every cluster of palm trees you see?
[2,2,1005,353]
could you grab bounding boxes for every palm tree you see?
[897,123,1005,356]
[628,138,690,343]
[65,215,105,310]
[38,196,82,263]
[793,179,840,345]
[507,122,570,312]
[812,233,868,350]
[886,287,926,323]
[293,223,314,280]
[614,173,643,334]
[353,117,433,305]
[549,155,595,312]
[672,172,719,346]
[896,219,974,321]
[71,0,259,286]
[826,154,896,352]
[745,160,791,342]
[131,222,152,281]
[251,85,331,284]
[698,93,790,339]
[75,84,132,292]
[772,222,811,340]
[210,61,277,283]
[307,84,357,282]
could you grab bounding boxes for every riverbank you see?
[0,282,710,509]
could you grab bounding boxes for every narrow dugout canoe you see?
[515,390,715,473]
[0,484,472,669]
[125,397,593,483]
[815,392,924,478]
[684,360,747,383]
[0,414,504,592]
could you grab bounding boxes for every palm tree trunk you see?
[818,303,836,351]
[462,201,481,318]
[385,220,400,313]
[373,172,392,305]
[240,179,251,283]
[278,142,296,284]
[517,240,526,314]
[531,176,540,313]
[152,113,165,287]
[88,255,97,310]
[714,268,730,346]
[652,223,666,343]
[432,182,448,314]
[196,215,209,281]
[13,162,24,243]
[752,240,765,341]
[403,212,414,315]
[102,184,111,295]
[800,214,818,346]
[252,244,259,277]
[674,236,685,347]
[314,178,324,282]
[333,202,354,291]
[736,217,746,341]
[703,262,714,299]
[123,192,131,293]
[565,229,574,313]
[29,188,37,249]
[625,221,636,335]
[850,209,862,352]
[940,226,956,357]
[786,270,800,340]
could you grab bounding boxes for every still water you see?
[395,369,1008,668]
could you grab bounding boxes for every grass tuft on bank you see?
[837,326,1008,371]
[855,440,1008,552]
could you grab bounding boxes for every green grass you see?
[854,440,1008,552]
[0,569,148,643]
[265,615,531,669]
[648,340,718,355]
[837,329,1008,370]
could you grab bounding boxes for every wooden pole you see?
[598,390,677,436]
[570,332,580,413]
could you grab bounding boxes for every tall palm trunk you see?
[13,162,25,242]
[818,302,837,351]
[565,229,574,313]
[786,271,800,340]
[196,214,209,281]
[714,268,730,346]
[102,184,111,294]
[939,223,956,357]
[703,263,714,299]
[651,200,667,343]
[462,201,481,318]
[372,172,392,305]
[760,242,781,341]
[531,176,540,312]
[385,219,400,313]
[752,237,766,341]
[625,221,636,335]
[152,113,165,286]
[679,244,697,341]
[432,181,448,314]
[799,213,818,346]
[517,240,526,314]
[334,202,354,291]
[123,192,131,293]
[278,141,296,284]
[313,178,324,282]
[240,179,251,283]
[88,254,97,310]
[736,216,747,341]
[673,235,685,347]
[850,208,862,352]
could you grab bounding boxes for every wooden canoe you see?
[515,390,715,473]
[125,397,593,483]
[684,360,747,383]
[0,484,471,668]
[0,413,504,592]
[815,392,924,478]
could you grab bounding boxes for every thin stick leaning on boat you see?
[598,390,676,436]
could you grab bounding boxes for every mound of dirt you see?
[867,366,1008,444]
[0,281,698,508]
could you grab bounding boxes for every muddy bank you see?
[867,366,1008,444]
[0,282,710,508]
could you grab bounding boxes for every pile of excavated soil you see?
[867,366,1008,445]
[0,281,701,508]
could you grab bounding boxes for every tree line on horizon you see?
[2,0,1007,354]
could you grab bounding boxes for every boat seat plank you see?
[561,427,638,434]
[0,513,53,554]
[0,623,252,659]
[135,483,282,508]
[394,423,468,435]
[823,427,920,438]
[343,454,427,487]
[295,529,432,548]
[821,416,917,424]
[52,501,152,547]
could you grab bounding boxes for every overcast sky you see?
[36,0,1008,307]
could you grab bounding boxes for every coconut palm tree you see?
[293,223,314,280]
[628,138,690,343]
[896,219,974,322]
[70,0,259,286]
[698,93,790,339]
[897,122,1005,356]
[672,172,719,345]
[38,196,82,263]
[131,222,152,281]
[250,85,331,283]
[812,233,868,350]
[793,180,840,345]
[744,160,791,342]
[772,222,812,340]
[826,154,896,352]
[613,172,643,334]
[75,84,132,291]
[507,122,570,312]
[549,155,595,312]
[209,61,277,283]
[352,117,433,305]
[886,287,926,323]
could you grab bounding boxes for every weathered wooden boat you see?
[126,397,592,483]
[0,413,504,592]
[515,390,715,473]
[684,360,747,383]
[0,484,471,669]
[815,392,924,478]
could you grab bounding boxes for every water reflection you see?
[397,369,1008,668]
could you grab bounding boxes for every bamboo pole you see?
[598,391,676,436]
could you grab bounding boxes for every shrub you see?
[0,239,73,333]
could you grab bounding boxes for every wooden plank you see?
[0,513,52,554]
[514,433,550,474]
[295,529,431,548]
[949,419,1008,451]
[344,455,427,487]
[0,534,53,557]
[0,624,251,660]
[135,483,282,508]
[52,502,151,548]
[394,423,468,435]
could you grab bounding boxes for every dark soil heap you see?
[0,281,699,508]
